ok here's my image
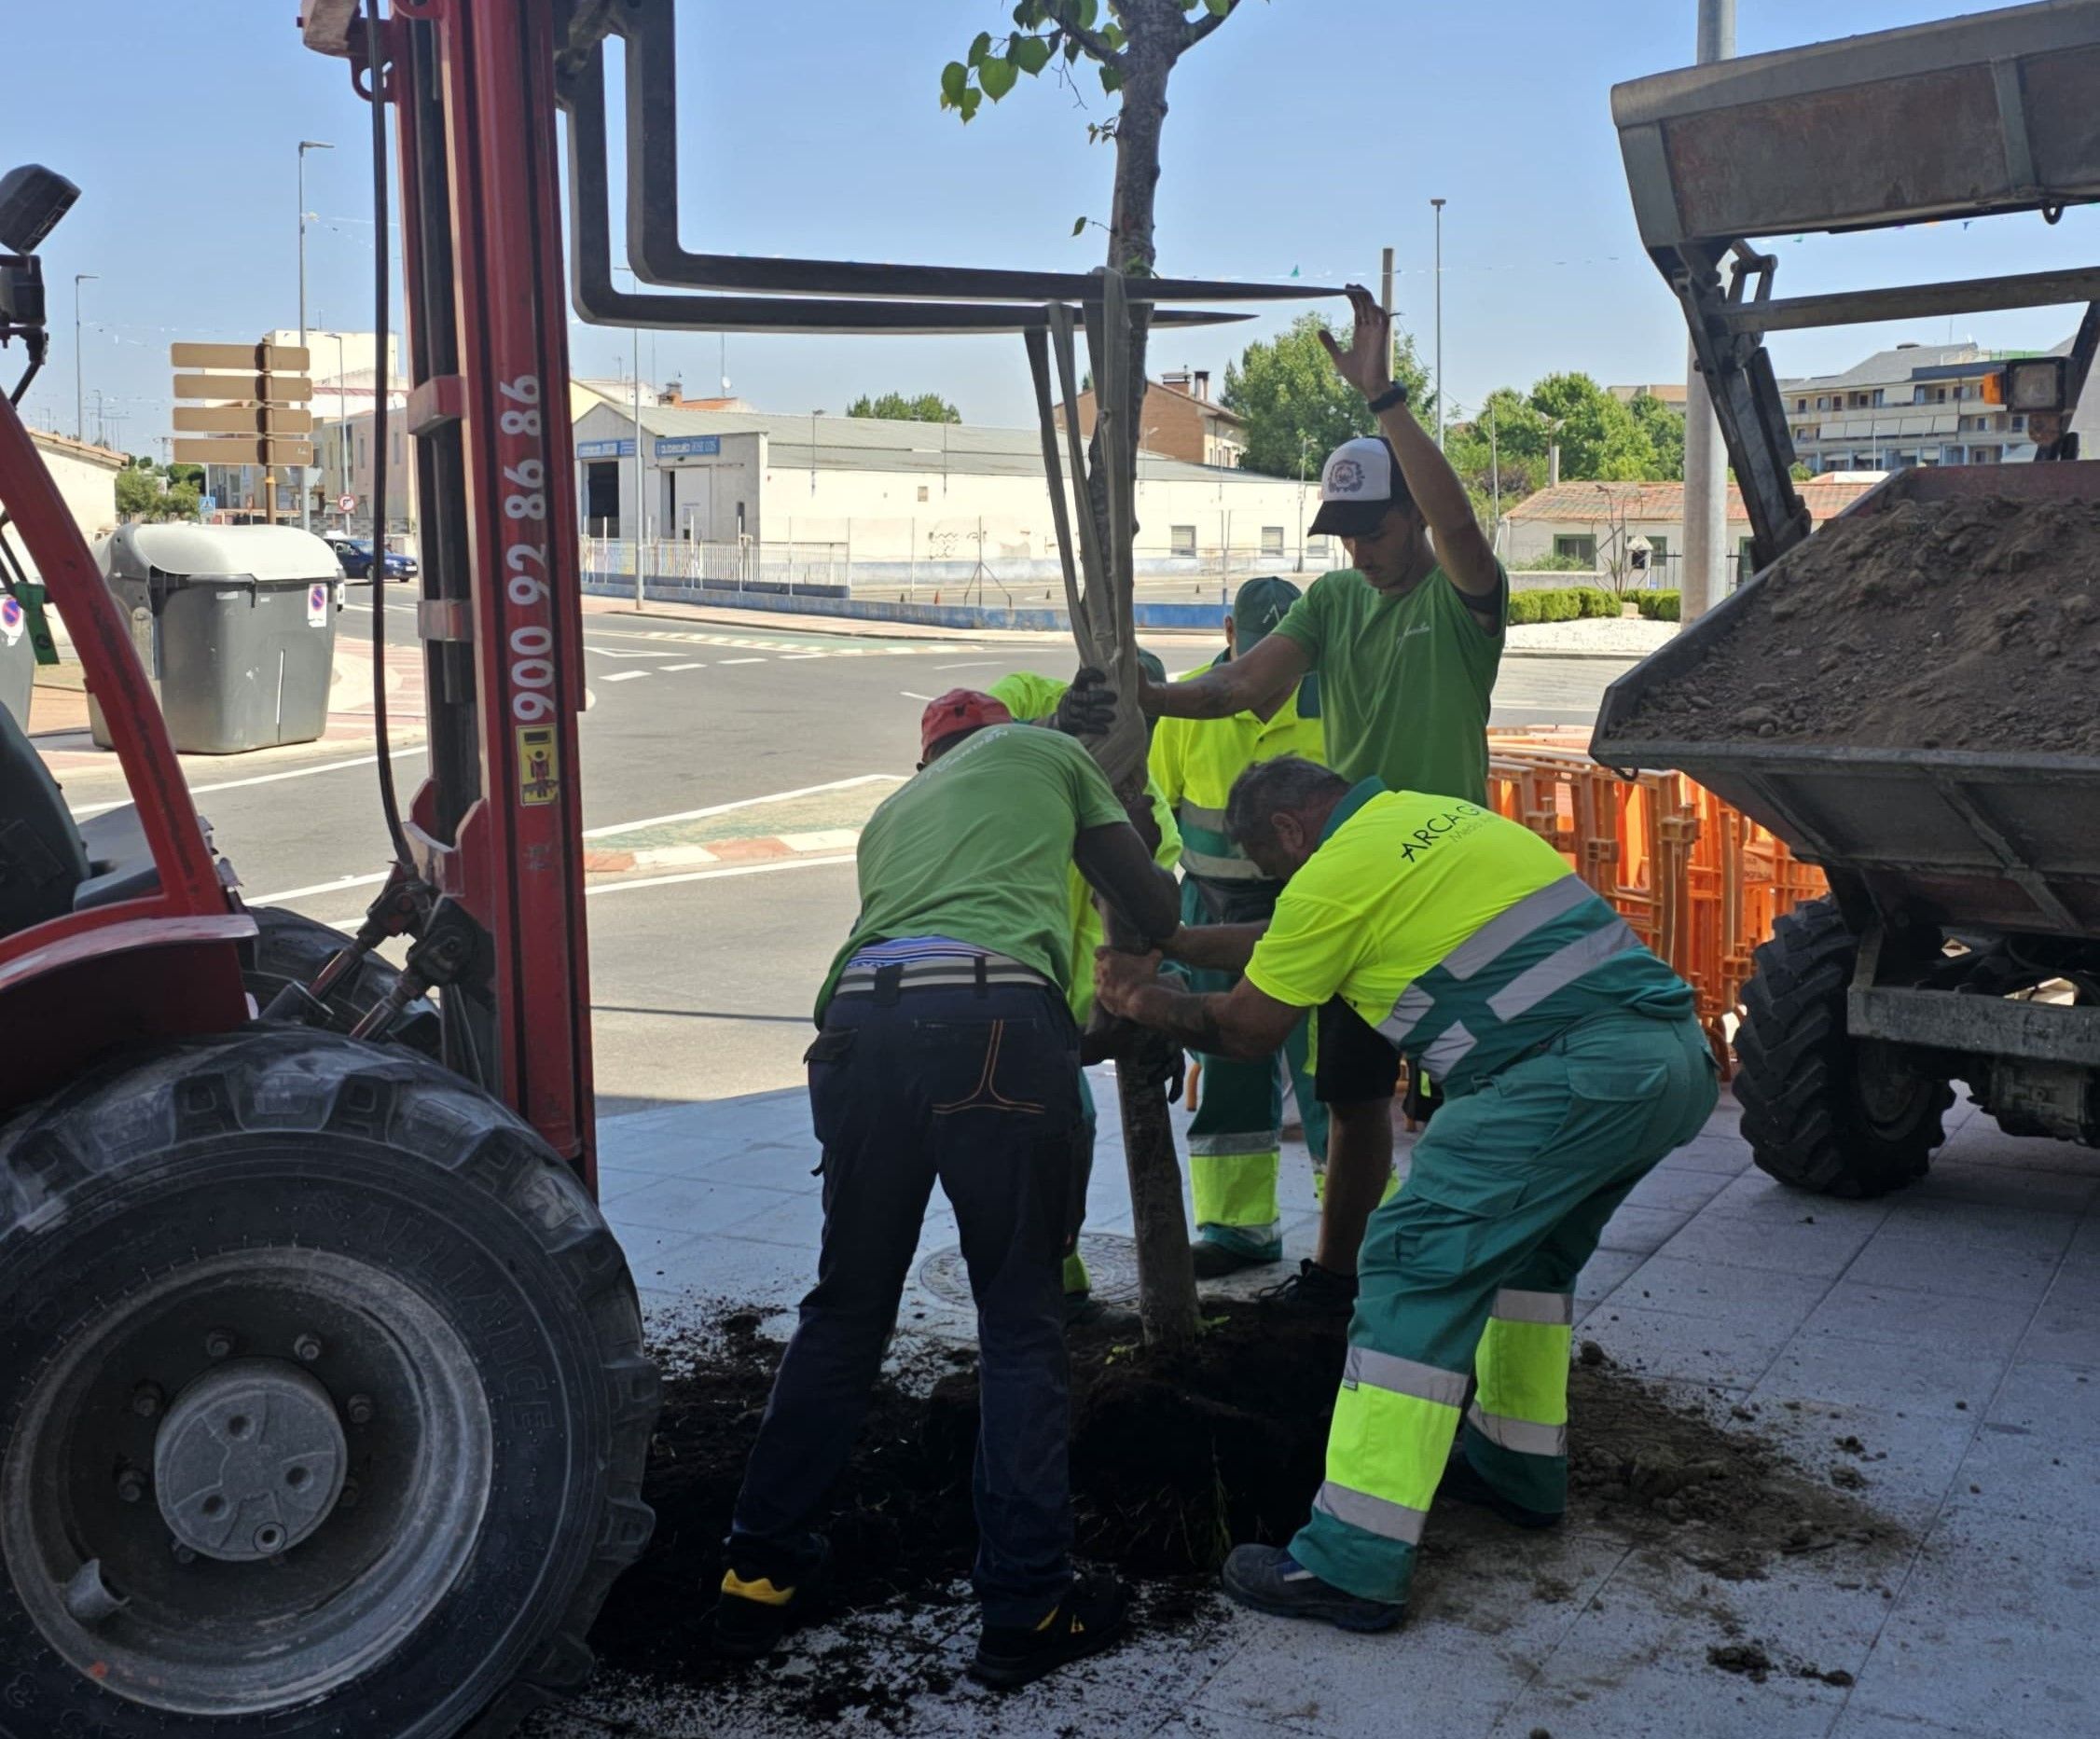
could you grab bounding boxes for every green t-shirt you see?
[1270,563,1506,804]
[816,723,1126,1018]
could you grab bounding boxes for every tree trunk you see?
[1098,5,1201,1350]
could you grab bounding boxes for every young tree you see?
[848,391,962,423]
[1222,312,1431,478]
[1627,390,1686,480]
[940,0,1267,1348]
[1527,373,1658,481]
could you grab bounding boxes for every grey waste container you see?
[0,587,33,729]
[89,524,343,755]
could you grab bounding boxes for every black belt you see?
[832,954,1051,1002]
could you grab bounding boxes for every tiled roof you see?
[1503,477,1877,523]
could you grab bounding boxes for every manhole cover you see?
[919,1233,1140,1307]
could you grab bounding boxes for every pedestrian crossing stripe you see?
[588,628,945,659]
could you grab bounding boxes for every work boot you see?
[1191,1235,1282,1280]
[706,1535,830,1659]
[1440,1452,1563,1530]
[1256,1257,1358,1317]
[1221,1545,1403,1633]
[968,1573,1131,1689]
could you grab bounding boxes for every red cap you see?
[919,688,1013,758]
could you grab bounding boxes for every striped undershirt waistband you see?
[834,945,1050,996]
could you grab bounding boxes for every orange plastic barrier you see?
[1485,730,1825,1074]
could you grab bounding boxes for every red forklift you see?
[0,3,1309,1731]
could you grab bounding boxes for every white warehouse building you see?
[570,401,1333,583]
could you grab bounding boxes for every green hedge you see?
[1634,589,1681,621]
[1507,586,1618,626]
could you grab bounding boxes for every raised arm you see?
[1140,630,1308,723]
[1322,284,1502,613]
[1072,821,1180,945]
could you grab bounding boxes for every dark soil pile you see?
[1618,493,2100,755]
[587,1304,1899,1722]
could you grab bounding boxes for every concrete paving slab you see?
[1905,1158,2100,1216]
[1594,1204,1696,1257]
[2018,1271,2100,1367]
[1952,1358,2100,1522]
[1827,1711,2003,1739]
[1843,1223,2066,1306]
[1652,1206,1885,1281]
[1491,1656,1847,1738]
[1795,1279,2038,1361]
[1579,1301,1792,1388]
[1606,1251,1833,1323]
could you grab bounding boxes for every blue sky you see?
[10,0,2096,449]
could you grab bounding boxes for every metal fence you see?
[580,538,851,599]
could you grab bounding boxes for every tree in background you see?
[114,458,200,523]
[1628,390,1685,479]
[939,0,1265,1350]
[1222,312,1432,478]
[847,392,962,423]
[1441,376,1687,533]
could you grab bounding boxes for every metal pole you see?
[1379,246,1396,386]
[1679,0,1734,624]
[297,141,332,532]
[72,273,96,441]
[1488,399,1500,544]
[631,322,643,609]
[1430,198,1447,450]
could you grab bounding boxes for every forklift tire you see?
[1734,895,1954,1198]
[242,904,442,1057]
[0,1028,658,1737]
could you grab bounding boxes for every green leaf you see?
[967,31,992,67]
[1011,33,1053,75]
[1204,0,1232,15]
[1102,20,1126,48]
[1014,0,1043,24]
[1073,215,1089,236]
[1072,0,1099,28]
[940,61,968,106]
[959,86,984,122]
[1098,60,1124,93]
[979,54,1019,100]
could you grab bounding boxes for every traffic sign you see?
[337,493,357,513]
[171,341,311,373]
[173,404,314,435]
[200,495,217,513]
[173,372,315,404]
[173,437,315,467]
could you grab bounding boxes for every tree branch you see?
[1047,3,1125,66]
[1183,0,1240,48]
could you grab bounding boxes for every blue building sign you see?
[577,437,636,459]
[655,435,722,459]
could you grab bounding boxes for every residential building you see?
[570,401,1329,574]
[1501,476,1878,587]
[17,429,123,559]
[1060,369,1248,469]
[313,400,417,540]
[1776,340,2041,473]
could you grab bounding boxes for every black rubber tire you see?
[242,904,441,1056]
[0,1028,658,1737]
[1734,895,1954,1198]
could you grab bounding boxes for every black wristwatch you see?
[1368,381,1409,413]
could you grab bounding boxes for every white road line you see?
[249,869,394,904]
[660,662,707,671]
[587,648,680,659]
[600,670,651,683]
[69,745,427,821]
[580,773,904,841]
[778,653,827,660]
[901,690,936,701]
[584,854,856,898]
[934,660,999,670]
[716,656,766,666]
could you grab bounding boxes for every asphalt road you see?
[54,596,1637,1116]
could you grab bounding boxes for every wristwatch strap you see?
[1368,381,1409,414]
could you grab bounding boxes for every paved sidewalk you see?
[536,1075,2100,1738]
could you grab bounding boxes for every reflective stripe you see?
[1421,1020,1476,1081]
[1187,1129,1280,1158]
[1345,1345,1471,1410]
[1181,846,1267,882]
[1443,876,1595,982]
[1312,1478,1429,1545]
[1486,918,1642,1022]
[1490,1288,1574,1327]
[1377,982,1436,1045]
[1177,800,1230,834]
[1465,1401,1568,1458]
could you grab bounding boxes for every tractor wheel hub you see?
[155,1359,347,1561]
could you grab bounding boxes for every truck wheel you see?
[243,904,441,1056]
[1734,895,1953,1197]
[0,1028,657,1737]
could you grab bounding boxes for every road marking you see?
[587,647,679,659]
[775,828,861,853]
[934,660,999,670]
[778,653,827,660]
[601,670,651,683]
[716,656,766,666]
[586,854,856,899]
[249,869,394,904]
[901,690,936,702]
[69,745,427,821]
[579,774,904,841]
[660,662,707,671]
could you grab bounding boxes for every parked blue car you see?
[325,533,419,582]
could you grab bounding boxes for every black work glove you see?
[1150,1044,1189,1105]
[1050,666,1116,738]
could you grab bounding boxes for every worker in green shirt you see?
[1141,285,1507,1316]
[1096,755,1716,1633]
[714,690,1178,1687]
[1149,576,1328,1275]
[989,656,1182,1321]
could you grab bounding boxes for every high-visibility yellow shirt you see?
[1149,657,1324,887]
[988,670,1181,1023]
[1246,780,1692,1096]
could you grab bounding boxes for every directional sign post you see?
[169,340,313,525]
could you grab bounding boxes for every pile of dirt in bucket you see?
[1615,492,2100,755]
[585,1302,1899,1723]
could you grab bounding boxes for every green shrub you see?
[1507,586,1621,627]
[1635,589,1681,621]
[1512,553,1596,573]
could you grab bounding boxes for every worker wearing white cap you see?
[1140,284,1507,1318]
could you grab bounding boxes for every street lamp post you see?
[1430,197,1447,451]
[73,272,97,442]
[1297,431,1313,572]
[297,139,333,531]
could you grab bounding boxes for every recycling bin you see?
[89,524,343,754]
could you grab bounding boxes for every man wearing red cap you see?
[712,690,1179,1689]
